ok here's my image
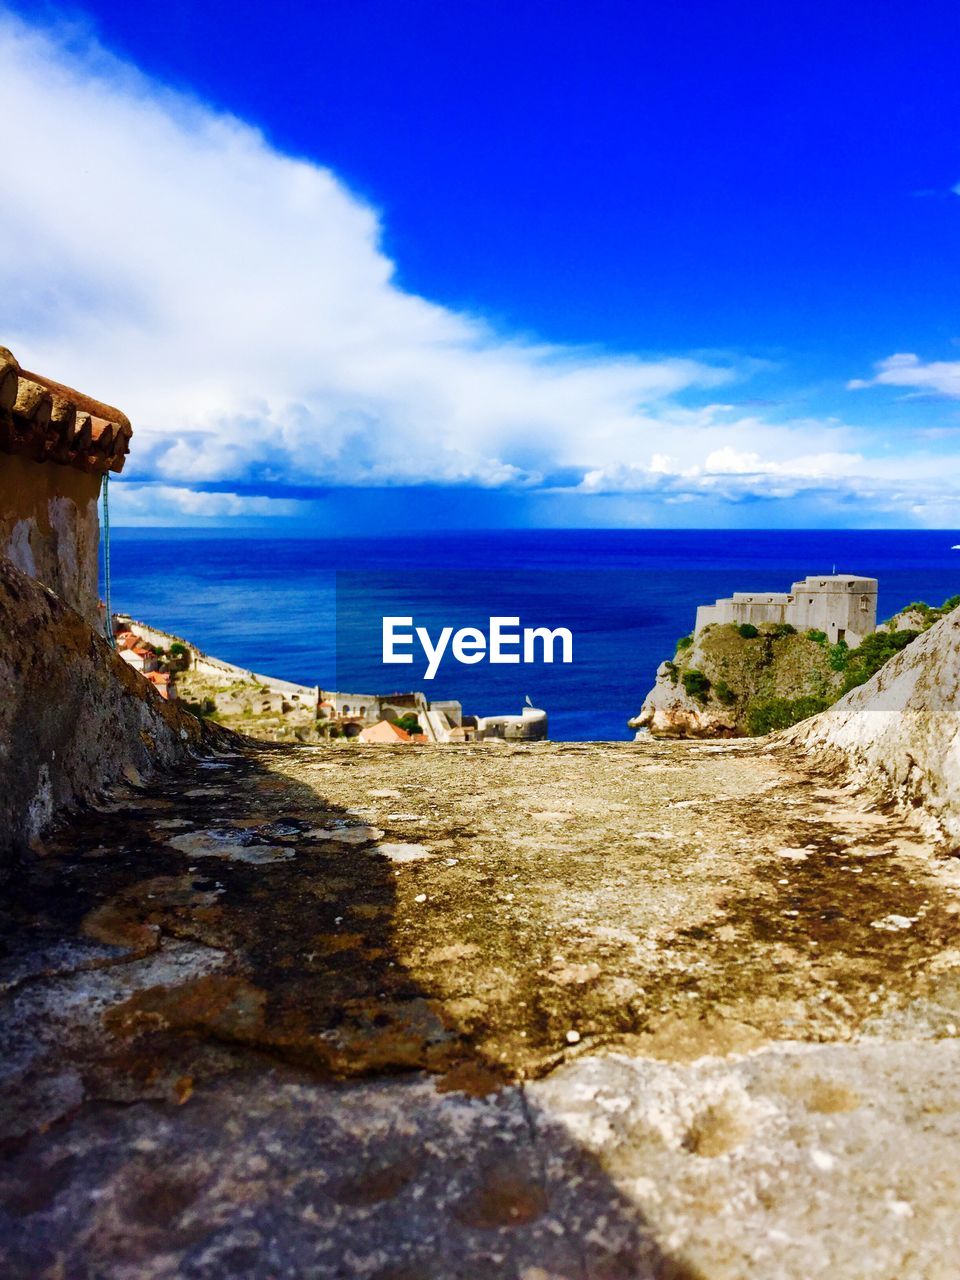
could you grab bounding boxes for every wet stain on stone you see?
[452,1164,549,1229]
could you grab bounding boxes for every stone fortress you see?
[695,573,878,649]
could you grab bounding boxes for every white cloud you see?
[0,10,958,525]
[0,11,733,496]
[849,353,960,398]
[109,484,301,522]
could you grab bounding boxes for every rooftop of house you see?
[0,344,132,474]
[359,719,413,744]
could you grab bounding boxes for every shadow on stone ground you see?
[0,745,703,1280]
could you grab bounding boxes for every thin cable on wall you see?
[102,472,115,647]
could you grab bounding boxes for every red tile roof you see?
[358,720,413,744]
[0,345,131,474]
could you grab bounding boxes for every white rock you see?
[167,830,293,864]
[377,843,432,863]
[871,914,918,932]
[307,825,384,844]
[787,608,960,842]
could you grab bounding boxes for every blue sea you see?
[108,530,960,741]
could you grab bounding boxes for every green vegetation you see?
[805,629,827,644]
[663,659,679,685]
[681,669,711,702]
[746,695,833,736]
[885,594,960,629]
[737,623,759,639]
[838,629,920,693]
[169,642,187,658]
[714,679,738,706]
[828,641,849,671]
[396,713,423,735]
[676,634,694,652]
[772,622,796,638]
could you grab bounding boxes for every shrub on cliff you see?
[829,641,849,671]
[903,595,959,623]
[737,624,759,639]
[746,695,832,735]
[676,634,694,652]
[806,629,828,644]
[681,669,711,702]
[714,680,738,706]
[840,629,920,693]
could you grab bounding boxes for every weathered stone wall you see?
[0,557,230,866]
[0,453,102,626]
[785,607,960,844]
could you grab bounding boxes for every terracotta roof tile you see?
[358,720,413,744]
[0,345,132,474]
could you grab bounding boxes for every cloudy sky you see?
[2,1,960,529]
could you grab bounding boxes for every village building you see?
[315,688,545,743]
[695,574,878,648]
[358,719,414,745]
[144,670,178,701]
[118,644,160,674]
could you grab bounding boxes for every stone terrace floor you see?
[3,738,960,1279]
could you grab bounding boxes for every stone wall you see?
[476,705,548,741]
[784,606,960,844]
[0,452,102,625]
[0,557,230,867]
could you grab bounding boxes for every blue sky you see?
[2,0,960,528]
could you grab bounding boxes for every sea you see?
[108,529,960,742]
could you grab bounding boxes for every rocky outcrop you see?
[630,623,840,738]
[629,658,740,737]
[786,607,960,844]
[0,556,229,864]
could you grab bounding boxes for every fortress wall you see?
[696,577,878,648]
[0,558,226,862]
[477,707,548,741]
[0,453,102,625]
[117,616,317,699]
[786,578,877,646]
[731,600,789,627]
